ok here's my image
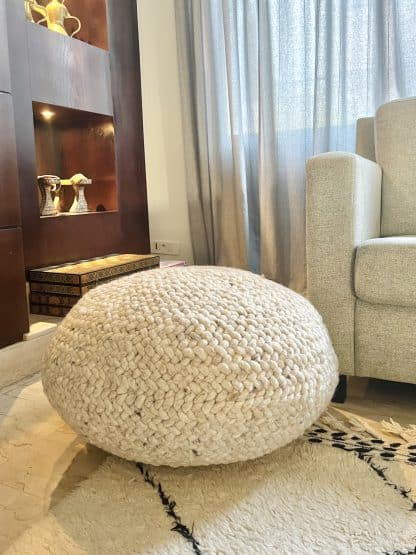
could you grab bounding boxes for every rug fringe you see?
[317,407,416,446]
[381,419,416,443]
[317,408,378,440]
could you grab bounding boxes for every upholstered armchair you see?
[306,98,416,400]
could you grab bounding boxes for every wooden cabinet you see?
[0,228,28,348]
[0,2,29,347]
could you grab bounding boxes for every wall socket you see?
[151,240,180,255]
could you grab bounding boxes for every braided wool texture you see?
[43,266,338,467]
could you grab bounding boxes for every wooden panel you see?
[6,0,48,265]
[0,228,29,348]
[27,23,113,115]
[0,93,21,228]
[0,0,11,92]
[107,0,150,246]
[59,123,117,212]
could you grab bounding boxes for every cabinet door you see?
[0,92,21,228]
[0,228,28,348]
[0,0,11,93]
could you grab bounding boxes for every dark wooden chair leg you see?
[332,375,347,403]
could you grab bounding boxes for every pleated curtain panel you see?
[175,0,416,291]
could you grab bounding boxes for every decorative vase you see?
[30,0,81,38]
[38,175,61,217]
[68,174,91,214]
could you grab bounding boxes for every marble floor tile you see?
[0,375,107,552]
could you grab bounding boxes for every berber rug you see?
[5,408,416,555]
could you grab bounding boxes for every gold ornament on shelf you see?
[28,0,81,38]
[38,175,61,216]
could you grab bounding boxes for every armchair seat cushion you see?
[355,236,416,307]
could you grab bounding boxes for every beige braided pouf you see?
[43,266,338,467]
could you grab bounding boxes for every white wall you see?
[137,0,193,264]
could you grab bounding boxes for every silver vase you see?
[38,175,61,216]
[69,174,91,214]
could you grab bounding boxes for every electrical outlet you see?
[151,240,180,255]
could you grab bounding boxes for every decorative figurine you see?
[29,0,81,38]
[37,175,61,216]
[66,173,91,214]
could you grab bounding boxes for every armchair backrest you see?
[356,117,375,162]
[357,98,416,237]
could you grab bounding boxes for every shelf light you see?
[103,122,115,137]
[41,110,56,121]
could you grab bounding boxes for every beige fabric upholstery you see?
[356,117,375,162]
[355,301,416,384]
[375,98,416,236]
[355,236,416,308]
[306,152,382,376]
[307,98,416,386]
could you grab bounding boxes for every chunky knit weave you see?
[43,266,338,467]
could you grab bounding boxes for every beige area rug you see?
[5,408,416,555]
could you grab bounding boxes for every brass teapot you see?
[27,0,81,38]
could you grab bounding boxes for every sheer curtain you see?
[175,0,416,291]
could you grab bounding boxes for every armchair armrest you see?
[306,152,382,375]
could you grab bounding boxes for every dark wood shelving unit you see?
[0,0,150,348]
